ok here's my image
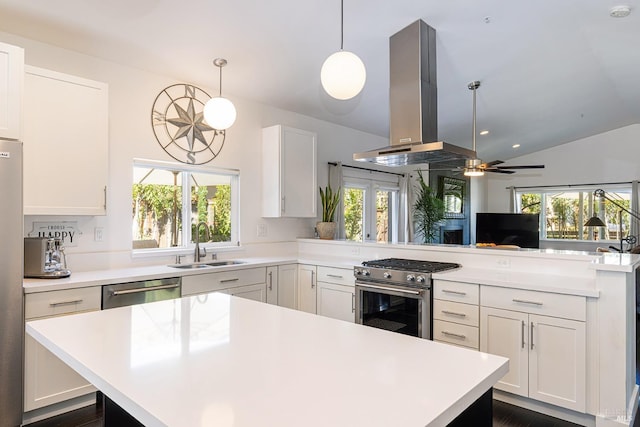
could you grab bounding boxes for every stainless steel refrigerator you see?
[0,139,23,427]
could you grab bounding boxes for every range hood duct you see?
[353,20,476,167]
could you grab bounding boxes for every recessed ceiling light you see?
[610,5,631,18]
[479,130,489,135]
[512,144,521,148]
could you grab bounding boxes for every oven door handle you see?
[356,282,421,295]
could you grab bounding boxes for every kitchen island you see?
[27,291,508,427]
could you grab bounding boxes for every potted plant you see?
[413,170,445,243]
[317,184,341,239]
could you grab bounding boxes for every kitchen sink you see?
[168,260,245,269]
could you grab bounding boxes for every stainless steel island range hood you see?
[353,20,476,167]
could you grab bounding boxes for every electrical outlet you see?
[257,223,267,237]
[496,257,510,268]
[350,247,360,255]
[94,227,104,242]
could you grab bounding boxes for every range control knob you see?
[363,269,371,276]
[416,275,426,283]
[383,271,392,279]
[406,274,416,282]
[355,268,363,276]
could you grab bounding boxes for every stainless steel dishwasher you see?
[102,277,181,309]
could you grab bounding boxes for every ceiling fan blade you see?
[480,160,504,168]
[488,168,516,174]
[495,165,545,170]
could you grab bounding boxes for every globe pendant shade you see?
[321,50,366,100]
[203,96,237,130]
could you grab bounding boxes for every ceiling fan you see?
[430,81,545,176]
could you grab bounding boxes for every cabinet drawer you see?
[317,266,354,286]
[182,267,266,296]
[433,320,479,350]
[433,300,479,327]
[433,280,479,304]
[25,287,102,320]
[481,286,586,321]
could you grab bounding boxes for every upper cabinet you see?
[262,125,317,218]
[0,42,24,140]
[23,66,109,215]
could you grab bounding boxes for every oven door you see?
[355,281,431,339]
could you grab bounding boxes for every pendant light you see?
[320,0,366,100]
[203,58,237,130]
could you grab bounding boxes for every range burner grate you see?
[361,258,460,273]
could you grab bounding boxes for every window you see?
[132,159,239,252]
[515,185,632,241]
[343,171,400,243]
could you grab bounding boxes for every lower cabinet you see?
[276,264,298,309]
[181,267,266,298]
[24,287,101,412]
[219,282,266,303]
[480,287,586,412]
[297,264,317,313]
[432,280,480,349]
[316,266,355,322]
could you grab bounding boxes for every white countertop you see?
[27,293,508,427]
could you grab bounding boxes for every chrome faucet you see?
[194,222,210,262]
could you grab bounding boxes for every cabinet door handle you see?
[513,298,543,306]
[103,186,107,210]
[268,271,273,291]
[281,196,285,213]
[530,322,535,350]
[352,293,355,313]
[49,299,83,307]
[220,278,239,284]
[311,271,315,288]
[327,274,343,279]
[442,331,466,340]
[111,284,180,296]
[441,310,466,318]
[521,320,525,349]
[442,289,466,296]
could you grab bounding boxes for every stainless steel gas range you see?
[354,258,460,339]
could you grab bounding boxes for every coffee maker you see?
[24,237,71,279]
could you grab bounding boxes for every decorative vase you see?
[316,221,337,240]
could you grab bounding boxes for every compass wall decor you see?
[151,83,225,165]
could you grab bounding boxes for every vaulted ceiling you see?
[0,0,638,162]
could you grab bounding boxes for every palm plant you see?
[319,185,341,222]
[413,170,445,243]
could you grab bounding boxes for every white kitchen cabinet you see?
[297,264,317,313]
[181,267,266,297]
[262,125,317,218]
[480,287,586,412]
[221,283,267,303]
[277,264,298,309]
[23,66,108,215]
[0,42,23,140]
[266,266,278,305]
[24,287,101,412]
[432,280,479,350]
[316,266,355,322]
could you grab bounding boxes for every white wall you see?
[482,123,640,250]
[1,31,390,270]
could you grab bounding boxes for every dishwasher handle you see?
[111,283,180,296]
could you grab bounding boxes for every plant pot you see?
[316,221,337,240]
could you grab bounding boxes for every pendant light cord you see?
[219,66,223,97]
[340,0,344,50]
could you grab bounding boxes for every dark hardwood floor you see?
[25,398,585,427]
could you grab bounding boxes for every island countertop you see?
[27,293,508,427]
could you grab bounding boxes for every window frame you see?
[514,184,632,243]
[132,158,240,257]
[342,169,400,243]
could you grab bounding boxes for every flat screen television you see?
[476,213,540,249]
